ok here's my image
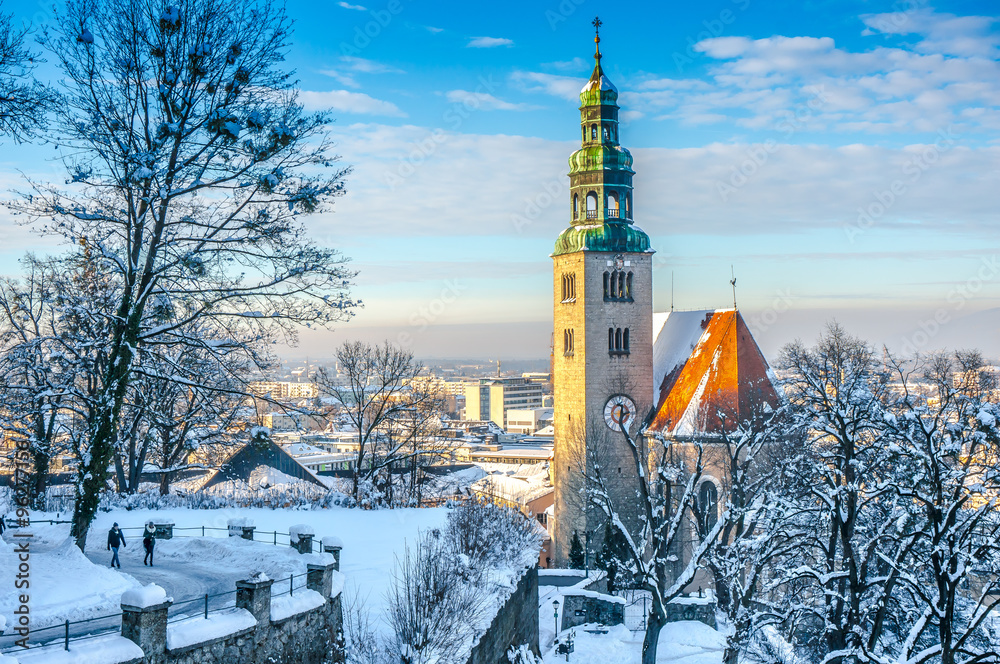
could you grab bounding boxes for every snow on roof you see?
[580,74,617,94]
[472,474,553,506]
[648,309,782,437]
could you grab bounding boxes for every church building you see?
[551,24,782,567]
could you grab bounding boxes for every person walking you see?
[142,523,156,566]
[107,522,126,568]
[0,513,6,536]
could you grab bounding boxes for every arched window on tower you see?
[586,192,598,220]
[625,193,632,219]
[563,329,575,356]
[618,272,626,298]
[602,124,610,142]
[604,269,634,302]
[699,481,719,533]
[607,191,619,219]
[626,272,633,299]
[608,328,614,352]
[590,124,597,140]
[603,272,610,299]
[623,328,630,351]
[615,328,622,350]
[573,194,579,219]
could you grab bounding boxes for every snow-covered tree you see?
[879,351,1000,664]
[11,0,357,548]
[0,3,52,140]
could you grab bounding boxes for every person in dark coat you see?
[107,522,126,568]
[142,523,156,566]
[0,513,6,536]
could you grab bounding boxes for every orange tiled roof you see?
[647,309,781,436]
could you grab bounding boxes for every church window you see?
[561,273,576,302]
[608,327,614,351]
[615,328,622,350]
[602,124,610,142]
[626,272,633,298]
[607,191,619,218]
[699,481,719,532]
[573,194,579,219]
[625,192,631,219]
[586,192,599,220]
[563,329,575,356]
[590,124,597,140]
[603,271,610,299]
[603,269,634,302]
[609,327,631,355]
[623,328,630,351]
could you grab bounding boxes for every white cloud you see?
[510,71,583,102]
[426,26,444,34]
[543,57,589,72]
[861,9,999,58]
[445,90,540,111]
[299,90,406,117]
[337,1,366,10]
[467,36,514,48]
[320,57,404,89]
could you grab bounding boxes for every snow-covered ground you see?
[0,505,449,648]
[541,622,725,664]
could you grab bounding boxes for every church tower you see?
[551,19,654,566]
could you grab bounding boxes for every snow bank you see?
[0,537,141,632]
[288,524,314,543]
[166,608,256,651]
[269,589,325,622]
[121,583,168,608]
[13,634,143,664]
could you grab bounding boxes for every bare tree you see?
[0,3,52,140]
[316,340,437,504]
[12,0,357,548]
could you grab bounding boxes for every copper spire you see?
[592,16,603,63]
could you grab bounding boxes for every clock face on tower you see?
[604,395,637,432]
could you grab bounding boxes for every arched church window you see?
[699,481,718,532]
[615,328,622,350]
[623,328,630,351]
[602,124,610,142]
[603,272,610,299]
[626,272,633,298]
[586,192,598,220]
[625,193,632,219]
[617,272,625,298]
[607,191,619,218]
[564,329,575,356]
[608,328,614,351]
[573,194,579,219]
[590,124,597,140]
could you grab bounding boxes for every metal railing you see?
[1,522,327,653]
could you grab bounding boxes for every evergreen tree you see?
[568,531,585,569]
[596,521,628,593]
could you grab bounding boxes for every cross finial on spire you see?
[592,16,602,61]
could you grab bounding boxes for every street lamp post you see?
[553,600,559,640]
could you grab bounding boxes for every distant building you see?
[505,407,554,435]
[261,411,326,431]
[249,381,318,400]
[464,377,544,428]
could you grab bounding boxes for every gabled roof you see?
[199,440,327,491]
[647,309,781,437]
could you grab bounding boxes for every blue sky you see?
[2,0,999,360]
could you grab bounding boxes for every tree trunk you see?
[642,609,665,664]
[31,449,51,511]
[159,471,171,496]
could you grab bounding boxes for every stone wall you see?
[559,591,624,631]
[465,566,539,664]
[116,561,343,664]
[664,598,716,629]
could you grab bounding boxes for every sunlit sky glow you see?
[1,0,998,360]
